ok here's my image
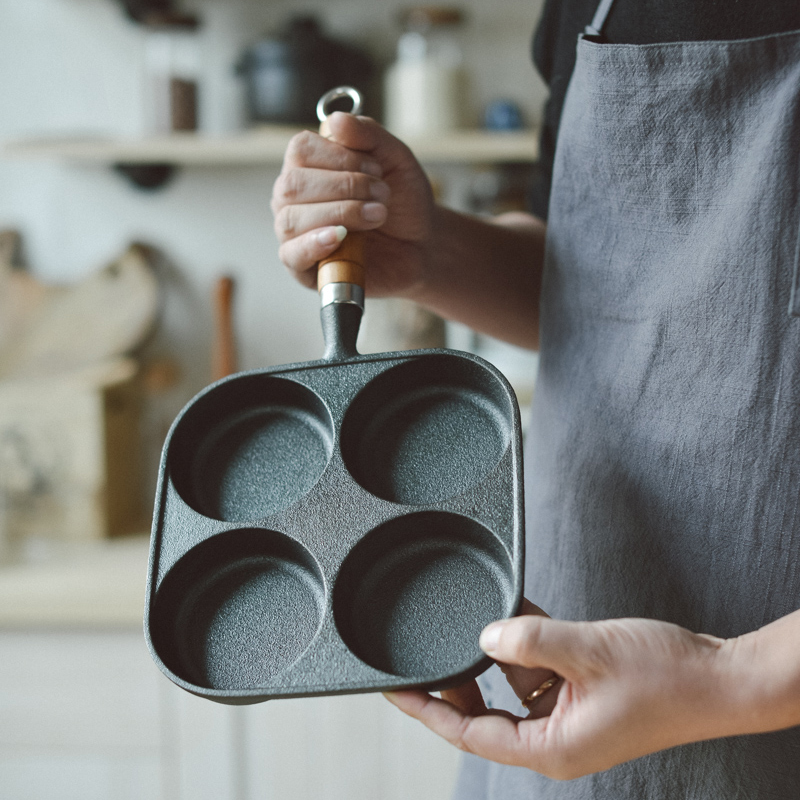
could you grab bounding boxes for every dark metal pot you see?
[236,16,374,125]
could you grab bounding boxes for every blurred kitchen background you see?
[0,0,546,797]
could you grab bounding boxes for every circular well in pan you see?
[151,528,325,691]
[339,355,513,505]
[333,511,515,679]
[168,375,334,522]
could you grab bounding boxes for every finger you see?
[278,226,348,284]
[524,679,563,720]
[324,114,421,177]
[439,680,487,717]
[384,690,543,768]
[481,616,592,678]
[283,129,383,176]
[272,168,390,213]
[274,199,388,244]
[499,662,560,704]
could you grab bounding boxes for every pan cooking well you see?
[168,375,334,522]
[333,512,514,678]
[340,357,511,505]
[144,86,524,703]
[151,529,325,690]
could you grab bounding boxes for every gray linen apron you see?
[453,14,800,800]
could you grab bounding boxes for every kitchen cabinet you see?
[0,539,461,800]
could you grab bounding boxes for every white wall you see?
[0,0,546,369]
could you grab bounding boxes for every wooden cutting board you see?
[0,233,159,380]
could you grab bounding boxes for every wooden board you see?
[0,239,159,380]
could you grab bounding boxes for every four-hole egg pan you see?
[144,349,524,704]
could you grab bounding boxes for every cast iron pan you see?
[144,88,524,704]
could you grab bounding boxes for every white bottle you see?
[385,7,465,137]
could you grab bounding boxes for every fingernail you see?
[479,621,506,655]
[370,181,390,203]
[361,161,383,178]
[362,202,386,223]
[317,226,347,247]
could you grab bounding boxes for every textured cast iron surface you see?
[340,358,510,505]
[334,512,513,677]
[151,529,325,690]
[145,305,524,704]
[169,377,334,522]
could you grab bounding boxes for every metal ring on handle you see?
[316,86,364,122]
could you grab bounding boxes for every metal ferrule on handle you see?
[320,282,364,309]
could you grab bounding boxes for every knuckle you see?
[336,199,356,225]
[277,169,304,204]
[270,179,284,215]
[285,130,318,166]
[277,242,292,270]
[586,623,620,673]
[340,171,359,199]
[274,205,297,240]
[278,240,312,278]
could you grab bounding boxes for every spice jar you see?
[143,14,201,133]
[384,7,466,137]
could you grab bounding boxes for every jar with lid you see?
[384,7,466,137]
[143,14,201,133]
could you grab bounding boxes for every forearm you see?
[410,206,546,350]
[722,607,800,735]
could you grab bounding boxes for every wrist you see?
[719,612,800,736]
[400,204,544,347]
[403,204,458,308]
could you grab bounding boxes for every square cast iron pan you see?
[144,337,524,704]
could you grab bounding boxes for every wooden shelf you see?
[1,127,538,166]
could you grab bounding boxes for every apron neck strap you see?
[584,0,616,40]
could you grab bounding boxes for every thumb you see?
[324,112,388,153]
[325,113,419,175]
[480,616,595,679]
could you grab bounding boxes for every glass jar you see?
[143,15,201,133]
[384,7,465,137]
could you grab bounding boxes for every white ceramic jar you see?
[384,7,465,137]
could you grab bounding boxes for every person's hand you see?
[437,599,560,719]
[386,605,738,780]
[271,112,436,298]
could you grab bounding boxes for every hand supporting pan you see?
[144,87,525,704]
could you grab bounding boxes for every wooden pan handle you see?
[316,116,365,294]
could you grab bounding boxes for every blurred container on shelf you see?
[143,13,202,133]
[236,15,375,126]
[384,6,466,136]
[484,99,525,131]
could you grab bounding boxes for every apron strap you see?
[585,0,616,38]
